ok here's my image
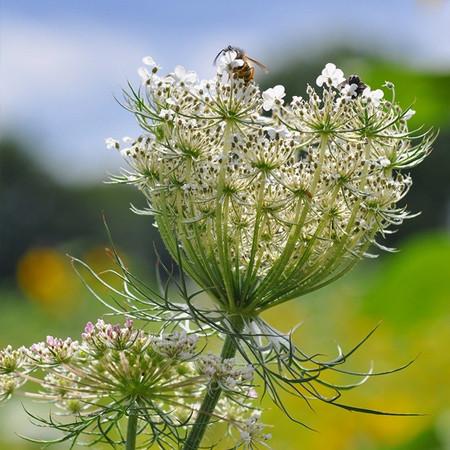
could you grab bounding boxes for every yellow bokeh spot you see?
[82,245,129,292]
[16,247,78,313]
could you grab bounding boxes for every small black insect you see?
[346,75,366,96]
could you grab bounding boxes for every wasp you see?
[214,45,268,83]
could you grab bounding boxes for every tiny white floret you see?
[362,87,384,106]
[316,63,346,88]
[262,85,286,111]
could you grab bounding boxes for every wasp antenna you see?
[213,48,225,66]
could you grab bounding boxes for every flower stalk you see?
[126,405,138,450]
[183,333,238,450]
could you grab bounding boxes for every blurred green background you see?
[1,0,449,449]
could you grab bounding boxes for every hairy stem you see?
[126,407,138,450]
[182,333,238,450]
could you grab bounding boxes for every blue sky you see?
[1,0,449,183]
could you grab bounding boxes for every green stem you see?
[125,407,138,450]
[182,333,238,450]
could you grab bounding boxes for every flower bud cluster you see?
[197,354,253,391]
[216,398,272,449]
[150,330,198,361]
[238,411,272,449]
[81,318,139,352]
[27,337,79,365]
[0,345,27,374]
[0,374,25,402]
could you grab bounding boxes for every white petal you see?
[184,71,198,83]
[334,68,345,80]
[373,89,384,100]
[362,87,371,97]
[262,100,273,111]
[324,63,336,75]
[137,67,150,81]
[262,88,274,100]
[229,59,244,69]
[105,138,119,150]
[142,56,156,66]
[273,85,286,99]
[174,65,186,79]
[404,108,416,120]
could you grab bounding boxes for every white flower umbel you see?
[0,320,263,449]
[111,59,434,320]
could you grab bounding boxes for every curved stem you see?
[182,333,238,450]
[125,407,138,450]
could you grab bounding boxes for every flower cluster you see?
[150,330,198,361]
[110,54,434,319]
[1,319,266,448]
[81,317,139,352]
[1,377,23,403]
[238,411,272,449]
[0,345,27,374]
[197,354,253,391]
[216,398,272,449]
[27,336,79,365]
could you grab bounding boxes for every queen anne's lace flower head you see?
[110,58,434,321]
[0,320,264,448]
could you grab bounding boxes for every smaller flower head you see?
[27,337,80,365]
[0,345,26,374]
[237,411,272,449]
[0,374,25,402]
[150,331,198,361]
[81,318,139,352]
[0,321,215,447]
[197,354,253,391]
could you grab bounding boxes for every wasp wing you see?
[246,56,269,73]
